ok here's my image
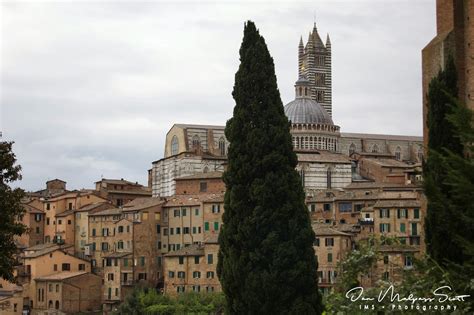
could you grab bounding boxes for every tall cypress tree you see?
[217,21,323,314]
[424,55,464,264]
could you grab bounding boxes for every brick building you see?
[94,178,152,207]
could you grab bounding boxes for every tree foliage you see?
[217,21,322,314]
[114,289,225,315]
[0,141,26,281]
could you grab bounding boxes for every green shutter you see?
[400,223,406,233]
[205,222,209,231]
[214,222,219,231]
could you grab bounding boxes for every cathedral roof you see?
[284,98,333,125]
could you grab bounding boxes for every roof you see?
[165,244,204,257]
[77,201,111,212]
[55,209,75,217]
[173,123,225,130]
[204,235,219,244]
[175,171,223,180]
[96,178,143,186]
[46,179,66,184]
[35,271,88,281]
[23,203,44,214]
[362,158,419,168]
[312,224,352,237]
[296,151,351,164]
[164,193,223,207]
[122,197,164,212]
[341,132,423,142]
[373,200,421,208]
[284,97,334,125]
[344,182,418,190]
[378,245,420,253]
[88,208,122,216]
[103,251,132,258]
[105,189,152,196]
[24,244,74,259]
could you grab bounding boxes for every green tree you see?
[0,141,26,281]
[424,55,464,265]
[217,21,323,314]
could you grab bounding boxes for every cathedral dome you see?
[284,76,333,125]
[284,98,333,125]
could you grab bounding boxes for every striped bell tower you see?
[298,22,332,117]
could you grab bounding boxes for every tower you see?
[298,23,333,117]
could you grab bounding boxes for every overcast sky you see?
[1,0,435,191]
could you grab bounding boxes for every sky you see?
[1,0,435,191]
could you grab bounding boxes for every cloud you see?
[1,0,435,190]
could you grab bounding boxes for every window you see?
[214,222,219,231]
[142,212,149,220]
[207,254,213,264]
[204,222,209,231]
[155,213,161,221]
[68,220,71,225]
[195,208,199,216]
[194,256,200,264]
[383,256,389,265]
[193,271,201,278]
[138,273,147,280]
[174,209,180,217]
[68,202,73,210]
[79,264,85,271]
[171,136,179,155]
[58,219,62,225]
[55,301,59,310]
[379,208,390,218]
[36,227,40,234]
[179,257,184,265]
[157,241,161,249]
[170,228,174,235]
[200,182,207,192]
[193,285,201,292]
[192,226,197,234]
[118,226,123,233]
[46,203,50,210]
[326,169,332,189]
[177,271,185,278]
[168,271,175,278]
[371,144,379,153]
[325,238,334,247]
[49,284,53,292]
[382,271,389,281]
[397,208,408,218]
[54,264,57,271]
[176,227,181,234]
[380,223,390,233]
[156,225,161,234]
[102,228,109,236]
[219,137,226,156]
[192,135,200,148]
[35,214,42,222]
[177,286,185,293]
[314,238,320,247]
[411,223,418,236]
[212,204,221,213]
[323,203,331,211]
[349,143,356,155]
[181,208,187,216]
[183,227,190,234]
[327,253,333,263]
[414,208,420,219]
[395,147,401,160]
[310,204,316,212]
[139,257,145,266]
[339,203,352,213]
[400,223,406,233]
[117,241,124,249]
[206,271,215,278]
[61,263,70,271]
[101,242,109,251]
[47,218,50,225]
[404,255,413,268]
[108,273,114,281]
[354,204,363,212]
[163,228,168,236]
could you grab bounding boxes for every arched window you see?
[203,166,209,173]
[171,136,179,156]
[304,87,308,96]
[192,135,200,149]
[395,146,401,160]
[55,300,59,309]
[299,169,305,188]
[371,144,379,153]
[48,300,53,309]
[417,147,424,162]
[349,143,356,155]
[327,168,332,189]
[218,137,226,156]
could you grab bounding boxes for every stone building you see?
[312,224,352,294]
[298,23,332,116]
[422,0,474,148]
[94,178,152,207]
[33,272,102,314]
[150,22,423,197]
[163,237,220,295]
[16,202,45,248]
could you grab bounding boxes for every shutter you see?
[397,209,400,218]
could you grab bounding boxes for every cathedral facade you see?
[151,24,423,198]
